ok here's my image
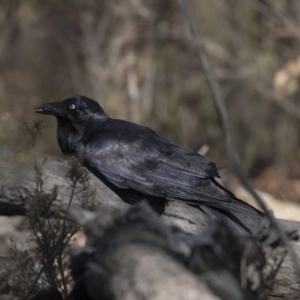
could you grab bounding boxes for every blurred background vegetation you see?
[1,0,300,207]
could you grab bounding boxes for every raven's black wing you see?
[83,121,261,221]
[84,123,221,195]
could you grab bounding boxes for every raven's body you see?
[34,95,263,233]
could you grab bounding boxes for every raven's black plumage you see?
[34,95,263,233]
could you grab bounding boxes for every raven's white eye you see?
[69,104,76,110]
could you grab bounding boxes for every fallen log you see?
[65,202,297,300]
[0,149,299,299]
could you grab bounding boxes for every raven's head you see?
[34,95,107,124]
[34,95,108,155]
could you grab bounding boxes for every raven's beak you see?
[34,102,66,118]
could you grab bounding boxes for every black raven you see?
[34,95,263,233]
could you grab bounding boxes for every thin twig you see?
[179,0,300,280]
[56,179,78,296]
[23,266,45,300]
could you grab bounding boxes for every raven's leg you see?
[145,197,166,215]
[121,192,165,215]
[111,187,166,215]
